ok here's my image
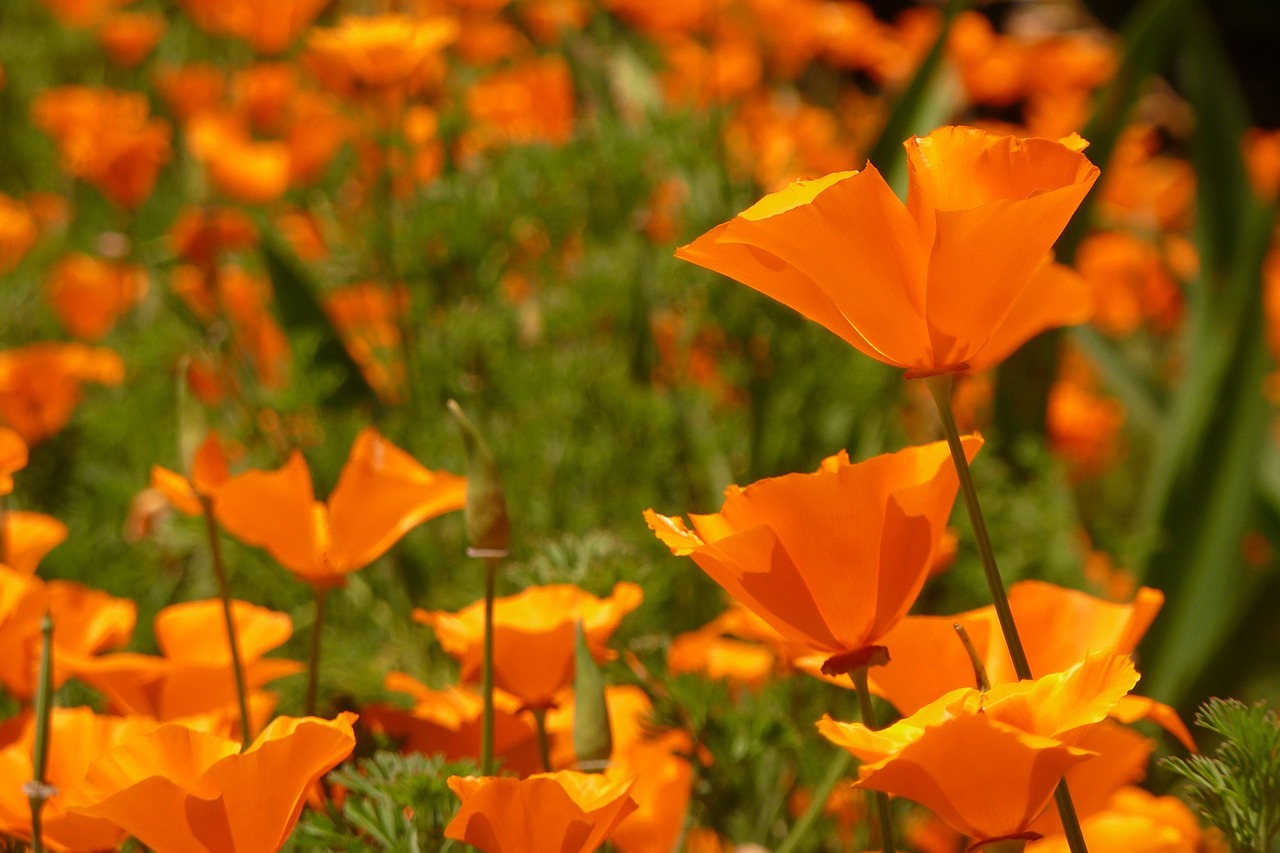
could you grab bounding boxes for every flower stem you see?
[775,751,853,853]
[851,667,897,853]
[27,614,54,853]
[198,494,252,749]
[481,556,499,775]
[924,374,1089,853]
[306,585,330,717]
[532,707,552,773]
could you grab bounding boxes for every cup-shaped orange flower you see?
[66,712,356,853]
[0,343,124,444]
[415,582,643,711]
[211,427,466,588]
[819,652,1139,848]
[306,14,460,98]
[677,126,1100,377]
[646,438,980,676]
[0,426,27,494]
[445,771,638,853]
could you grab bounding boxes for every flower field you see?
[1,0,1278,850]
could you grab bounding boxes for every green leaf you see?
[573,619,612,769]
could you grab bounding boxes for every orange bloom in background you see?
[1097,125,1195,233]
[170,206,259,267]
[519,0,590,43]
[461,56,575,154]
[819,653,1139,848]
[4,510,69,577]
[415,582,643,710]
[0,193,39,273]
[322,282,409,404]
[155,64,226,121]
[213,427,465,588]
[66,712,356,853]
[445,771,638,853]
[0,342,125,444]
[0,427,27,494]
[1076,231,1183,337]
[1028,786,1225,853]
[38,0,125,28]
[362,672,543,776]
[678,126,1099,377]
[151,429,232,516]
[660,35,762,110]
[1047,370,1125,481]
[647,438,979,677]
[1244,128,1280,202]
[187,113,291,205]
[45,253,149,341]
[668,617,776,691]
[66,599,302,728]
[96,11,167,68]
[305,14,460,99]
[0,707,158,852]
[219,0,333,55]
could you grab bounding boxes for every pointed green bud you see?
[176,355,207,478]
[446,400,510,554]
[572,619,612,771]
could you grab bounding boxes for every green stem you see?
[924,374,1089,853]
[481,557,498,775]
[851,667,897,853]
[774,751,853,853]
[306,585,330,718]
[199,494,252,750]
[532,707,552,773]
[27,614,53,853]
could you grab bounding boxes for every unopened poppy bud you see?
[573,619,612,770]
[175,355,207,479]
[447,400,510,555]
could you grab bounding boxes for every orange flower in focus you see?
[678,126,1098,377]
[45,253,149,341]
[819,653,1140,848]
[0,708,158,852]
[66,599,303,725]
[0,427,27,495]
[306,14,460,98]
[66,712,356,853]
[212,427,466,588]
[415,583,643,711]
[0,193,38,273]
[97,12,166,68]
[445,771,638,853]
[0,343,124,444]
[646,438,978,677]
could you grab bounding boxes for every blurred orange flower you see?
[96,11,166,68]
[187,113,291,205]
[38,0,125,28]
[0,427,27,495]
[647,438,979,677]
[0,193,38,273]
[415,582,643,711]
[306,14,460,99]
[212,427,466,588]
[445,771,638,853]
[462,56,575,153]
[155,64,226,121]
[0,342,125,444]
[45,253,149,341]
[0,707,157,852]
[1028,786,1225,853]
[678,126,1098,377]
[4,510,69,576]
[819,652,1139,848]
[170,206,259,267]
[323,282,409,404]
[1075,231,1183,337]
[66,712,357,852]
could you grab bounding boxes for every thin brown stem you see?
[198,494,252,749]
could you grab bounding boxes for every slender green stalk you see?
[531,707,553,773]
[850,667,897,853]
[774,751,853,853]
[198,495,252,749]
[306,585,330,717]
[924,374,1089,853]
[27,614,54,853]
[481,556,499,775]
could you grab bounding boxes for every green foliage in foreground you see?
[1162,698,1280,853]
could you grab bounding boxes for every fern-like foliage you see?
[1161,697,1280,853]
[286,751,476,853]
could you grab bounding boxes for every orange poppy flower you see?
[461,56,575,153]
[45,253,149,341]
[646,438,979,677]
[154,63,226,122]
[37,0,125,28]
[170,206,259,267]
[677,125,1099,377]
[96,11,167,68]
[414,582,643,711]
[66,599,302,726]
[212,427,466,588]
[0,343,124,444]
[445,771,638,853]
[322,282,409,404]
[0,193,38,273]
[1027,786,1223,853]
[819,652,1139,848]
[66,712,356,853]
[4,510,69,576]
[218,0,332,55]
[0,427,27,494]
[150,430,232,516]
[186,113,291,205]
[0,707,158,852]
[668,620,776,691]
[362,672,544,776]
[305,14,460,99]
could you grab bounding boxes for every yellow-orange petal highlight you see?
[647,438,979,675]
[445,771,638,853]
[678,126,1098,376]
[66,712,356,853]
